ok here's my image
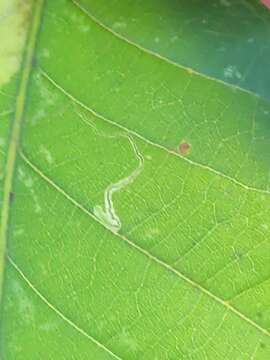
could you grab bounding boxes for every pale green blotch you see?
[0,0,31,88]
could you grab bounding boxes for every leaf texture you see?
[1,0,270,359]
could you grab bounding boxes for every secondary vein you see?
[20,151,270,339]
[71,0,270,104]
[0,0,44,306]
[41,69,270,198]
[7,255,123,360]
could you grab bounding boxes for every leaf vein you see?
[19,151,270,339]
[7,255,122,360]
[40,69,270,197]
[71,0,270,103]
[0,0,44,306]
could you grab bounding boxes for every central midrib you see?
[0,0,45,307]
[1,0,269,356]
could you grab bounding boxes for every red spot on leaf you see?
[179,142,190,155]
[262,0,270,9]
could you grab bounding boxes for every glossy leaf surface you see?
[1,1,270,359]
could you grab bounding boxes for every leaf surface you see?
[1,0,270,359]
[80,0,270,100]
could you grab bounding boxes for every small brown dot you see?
[179,142,190,155]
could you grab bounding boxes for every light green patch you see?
[0,0,31,88]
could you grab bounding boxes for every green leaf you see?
[1,0,270,358]
[82,0,270,101]
[0,0,31,203]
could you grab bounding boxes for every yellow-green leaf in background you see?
[1,0,270,359]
